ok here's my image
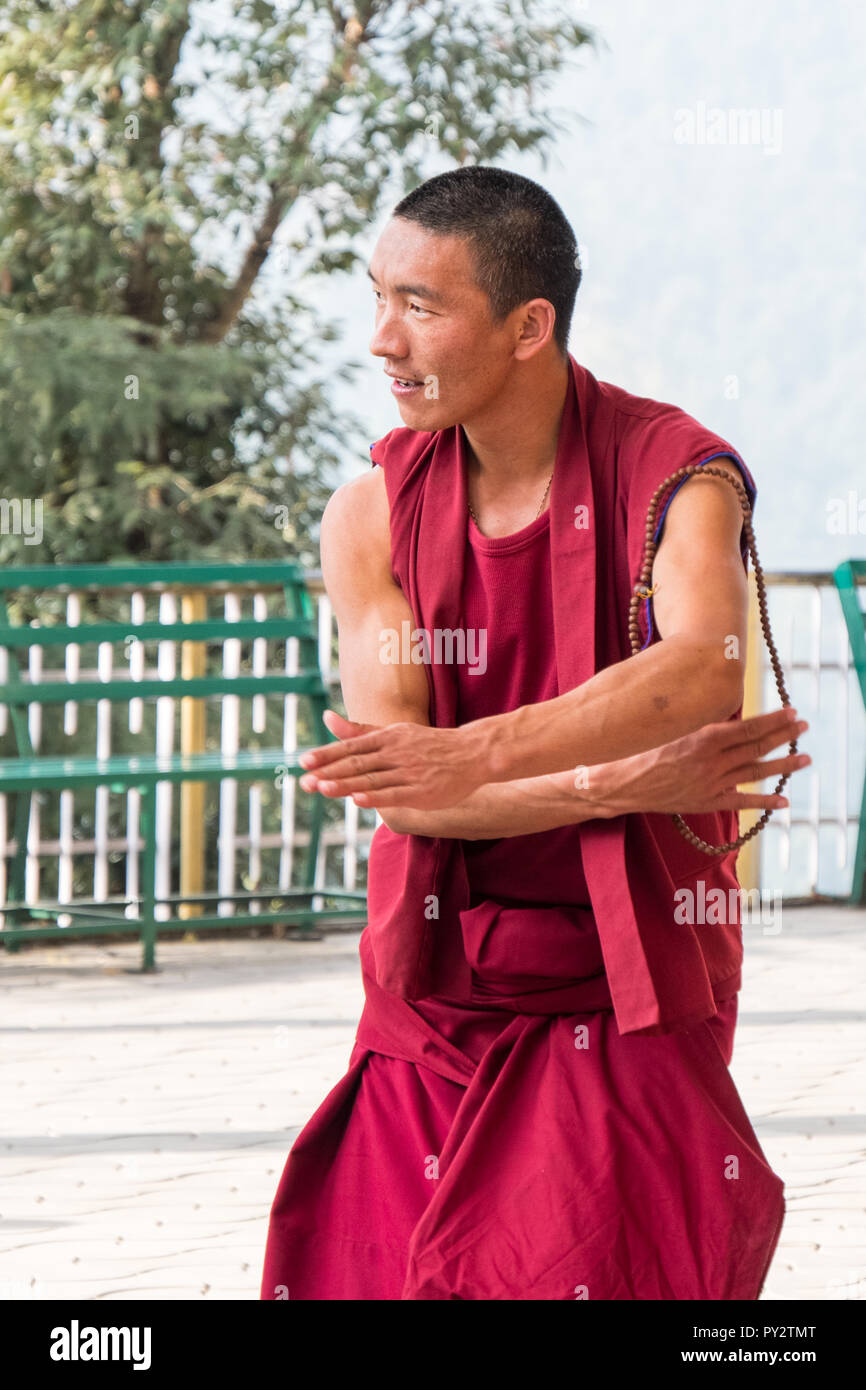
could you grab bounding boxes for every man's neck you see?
[462,353,571,485]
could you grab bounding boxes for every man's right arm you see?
[319,467,611,838]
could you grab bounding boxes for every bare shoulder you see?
[320,467,393,610]
[701,455,747,488]
[322,464,386,528]
[669,453,744,493]
[662,454,745,539]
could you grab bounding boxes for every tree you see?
[0,0,593,566]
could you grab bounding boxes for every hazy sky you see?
[307,0,864,574]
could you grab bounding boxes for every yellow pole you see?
[179,591,207,919]
[736,569,762,893]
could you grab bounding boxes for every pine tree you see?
[0,0,593,565]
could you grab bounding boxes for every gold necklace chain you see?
[467,472,554,527]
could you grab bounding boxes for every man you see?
[260,167,809,1301]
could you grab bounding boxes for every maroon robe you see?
[364,355,758,1026]
[260,356,785,1300]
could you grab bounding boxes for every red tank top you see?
[455,507,592,908]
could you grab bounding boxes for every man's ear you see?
[512,298,557,361]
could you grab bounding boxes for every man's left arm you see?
[464,457,750,782]
[299,459,752,807]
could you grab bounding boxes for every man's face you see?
[367,217,517,430]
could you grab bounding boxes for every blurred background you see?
[3,0,863,566]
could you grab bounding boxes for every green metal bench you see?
[834,559,866,905]
[0,561,368,968]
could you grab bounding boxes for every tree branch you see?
[123,3,193,326]
[198,185,289,344]
[198,6,373,345]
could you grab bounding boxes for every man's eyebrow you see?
[365,267,446,305]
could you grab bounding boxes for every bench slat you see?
[0,618,315,648]
[0,673,327,705]
[0,561,306,591]
[0,746,312,790]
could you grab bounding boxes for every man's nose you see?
[369,305,408,360]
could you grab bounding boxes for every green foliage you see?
[0,0,593,564]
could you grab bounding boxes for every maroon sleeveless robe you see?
[259,356,785,1300]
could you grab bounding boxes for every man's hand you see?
[586,706,810,818]
[298,709,487,809]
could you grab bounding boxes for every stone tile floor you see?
[0,903,862,1300]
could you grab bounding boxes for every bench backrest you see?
[0,561,329,760]
[834,560,866,706]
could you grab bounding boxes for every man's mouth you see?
[387,372,425,396]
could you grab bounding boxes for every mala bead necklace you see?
[629,463,796,856]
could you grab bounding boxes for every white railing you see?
[0,570,863,918]
[0,575,381,926]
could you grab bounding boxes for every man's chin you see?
[394,400,457,432]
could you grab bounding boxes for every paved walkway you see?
[0,904,863,1301]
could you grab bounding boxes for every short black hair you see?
[392,166,581,355]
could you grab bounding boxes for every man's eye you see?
[408,303,429,315]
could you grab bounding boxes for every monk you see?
[260,166,810,1301]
